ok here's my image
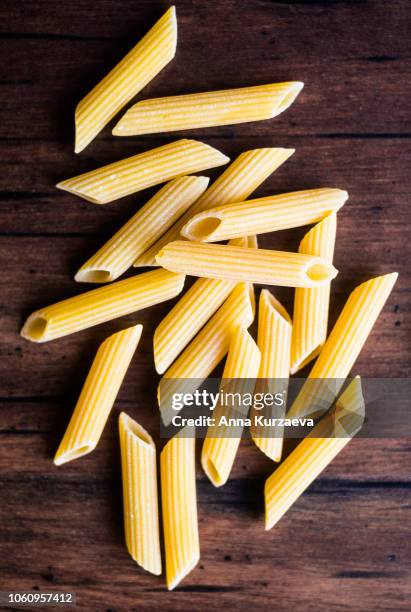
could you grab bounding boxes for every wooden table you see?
[0,1,410,610]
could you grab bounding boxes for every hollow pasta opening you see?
[24,316,48,341]
[306,263,332,282]
[202,456,223,486]
[276,82,304,115]
[123,414,152,446]
[75,269,112,283]
[54,444,92,466]
[185,216,222,241]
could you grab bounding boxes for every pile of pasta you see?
[20,7,398,590]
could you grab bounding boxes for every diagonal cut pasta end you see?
[290,344,323,375]
[119,411,154,448]
[20,312,49,343]
[74,109,91,154]
[56,180,104,204]
[270,81,304,117]
[254,437,284,464]
[54,442,95,466]
[181,213,223,241]
[305,260,338,285]
[165,6,178,57]
[201,454,226,488]
[75,268,113,283]
[167,552,200,591]
[260,288,292,326]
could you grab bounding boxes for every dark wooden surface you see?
[0,1,410,610]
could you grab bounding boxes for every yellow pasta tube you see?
[161,430,199,590]
[265,377,365,530]
[134,148,294,267]
[119,412,161,575]
[156,242,338,288]
[291,213,337,374]
[202,328,261,487]
[181,188,347,242]
[75,7,177,153]
[54,325,142,465]
[287,272,398,418]
[153,237,248,375]
[250,290,292,463]
[20,269,185,343]
[75,176,209,283]
[113,82,304,135]
[57,140,229,204]
[159,282,255,424]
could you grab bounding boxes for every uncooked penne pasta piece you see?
[161,430,199,590]
[202,328,261,487]
[119,412,161,575]
[54,325,142,465]
[154,237,248,375]
[291,213,337,373]
[113,82,304,135]
[159,282,255,425]
[20,269,185,343]
[181,189,347,242]
[75,176,209,283]
[265,377,365,530]
[134,148,293,267]
[287,272,398,418]
[250,290,292,463]
[156,242,338,288]
[75,7,177,153]
[57,140,229,204]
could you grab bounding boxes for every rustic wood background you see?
[0,1,410,610]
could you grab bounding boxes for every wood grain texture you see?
[0,0,410,610]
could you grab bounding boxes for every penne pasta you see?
[75,176,209,283]
[113,82,304,135]
[119,412,161,575]
[54,325,142,465]
[75,7,177,153]
[250,290,292,463]
[161,430,199,590]
[287,272,398,418]
[291,213,337,374]
[134,148,294,267]
[159,282,255,425]
[265,377,365,530]
[181,188,347,242]
[202,327,261,487]
[156,241,338,288]
[20,269,185,343]
[153,237,249,375]
[57,139,229,204]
